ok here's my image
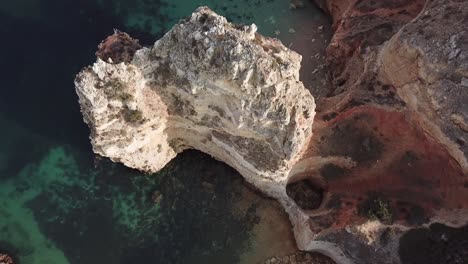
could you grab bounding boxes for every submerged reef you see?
[76,2,468,264]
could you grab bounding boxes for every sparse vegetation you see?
[117,92,134,101]
[122,108,145,124]
[368,198,393,224]
[104,78,134,102]
[106,78,125,90]
[358,195,393,225]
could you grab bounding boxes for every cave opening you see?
[286,178,325,211]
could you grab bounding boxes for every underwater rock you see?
[75,5,315,253]
[289,0,305,10]
[151,190,163,204]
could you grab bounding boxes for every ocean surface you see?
[0,1,330,263]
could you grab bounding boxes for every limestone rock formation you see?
[75,5,315,248]
[76,7,315,179]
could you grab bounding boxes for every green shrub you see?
[358,195,393,225]
[104,78,133,102]
[122,109,145,124]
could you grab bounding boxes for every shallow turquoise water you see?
[0,1,325,263]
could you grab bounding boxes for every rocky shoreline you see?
[75,2,467,263]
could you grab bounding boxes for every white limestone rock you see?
[75,6,315,226]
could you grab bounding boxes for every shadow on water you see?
[0,0,157,151]
[25,149,257,264]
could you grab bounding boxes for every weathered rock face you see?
[76,7,315,179]
[76,3,468,264]
[75,5,315,245]
[319,0,426,96]
[380,0,468,169]
[297,0,468,263]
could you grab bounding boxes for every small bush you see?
[358,195,393,225]
[122,109,145,124]
[104,78,133,102]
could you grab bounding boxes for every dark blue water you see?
[0,1,327,263]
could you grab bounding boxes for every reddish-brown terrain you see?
[78,1,467,262]
[95,30,142,64]
[0,253,14,264]
[283,0,468,263]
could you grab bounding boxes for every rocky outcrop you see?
[95,30,142,64]
[319,0,426,95]
[298,0,468,263]
[76,7,315,179]
[380,0,468,169]
[0,253,14,264]
[76,3,468,264]
[75,6,315,251]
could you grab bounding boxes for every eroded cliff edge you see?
[301,0,467,263]
[75,6,318,258]
[75,3,468,264]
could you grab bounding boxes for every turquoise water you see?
[0,116,261,263]
[0,1,326,263]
